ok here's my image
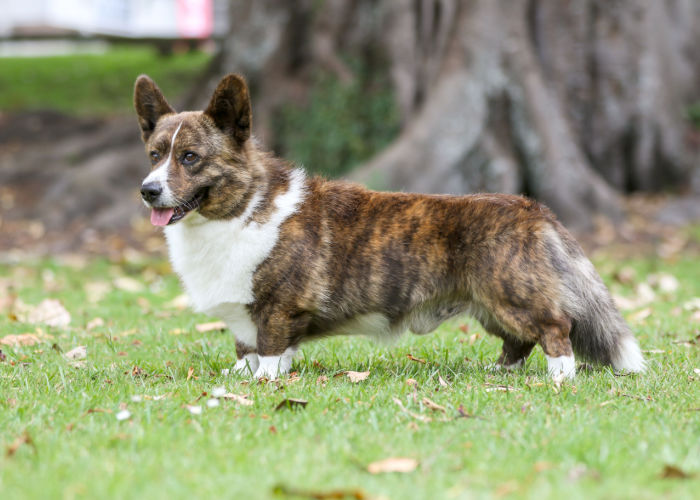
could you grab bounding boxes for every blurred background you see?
[0,0,699,258]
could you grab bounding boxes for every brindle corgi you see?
[134,73,645,380]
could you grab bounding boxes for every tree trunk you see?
[350,0,699,228]
[197,0,698,228]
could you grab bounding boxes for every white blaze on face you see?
[142,121,183,207]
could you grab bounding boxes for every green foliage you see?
[274,62,400,177]
[687,101,700,129]
[0,45,210,116]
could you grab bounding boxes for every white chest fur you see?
[163,169,306,315]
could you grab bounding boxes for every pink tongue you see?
[150,208,175,226]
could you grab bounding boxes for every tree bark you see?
[350,0,700,228]
[196,0,699,228]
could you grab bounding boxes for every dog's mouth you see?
[150,189,207,226]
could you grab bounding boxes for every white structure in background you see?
[0,0,227,39]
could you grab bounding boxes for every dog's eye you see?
[182,152,199,165]
[149,151,160,164]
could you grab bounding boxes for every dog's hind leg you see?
[479,315,535,370]
[481,298,576,379]
[538,319,576,379]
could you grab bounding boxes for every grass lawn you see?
[0,45,210,116]
[1,242,699,499]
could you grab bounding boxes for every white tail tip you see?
[613,336,646,373]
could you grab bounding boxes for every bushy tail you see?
[550,228,645,373]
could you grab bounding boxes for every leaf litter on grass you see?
[367,457,418,474]
[345,370,370,383]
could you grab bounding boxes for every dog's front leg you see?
[251,310,305,379]
[233,340,259,375]
[254,347,297,380]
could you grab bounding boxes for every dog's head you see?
[134,74,258,225]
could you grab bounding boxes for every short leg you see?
[254,347,297,379]
[233,353,259,375]
[497,337,535,370]
[233,340,259,375]
[250,307,309,379]
[479,315,534,370]
[539,321,576,379]
[479,300,574,379]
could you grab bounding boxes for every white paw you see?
[253,349,296,379]
[253,356,286,380]
[233,354,259,375]
[546,354,576,379]
[487,358,525,371]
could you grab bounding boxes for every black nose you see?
[141,182,163,203]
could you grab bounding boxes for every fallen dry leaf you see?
[683,297,700,311]
[115,410,131,421]
[629,307,652,323]
[533,461,554,473]
[64,345,86,361]
[195,321,227,333]
[438,375,449,387]
[392,397,432,422]
[407,354,426,364]
[166,294,190,310]
[0,333,41,347]
[457,404,473,418]
[219,393,254,406]
[85,281,111,303]
[484,383,518,392]
[186,405,202,415]
[272,484,368,500]
[346,370,370,383]
[6,432,34,457]
[316,375,329,386]
[568,464,590,481]
[186,366,195,381]
[23,299,71,327]
[614,266,637,285]
[422,397,445,413]
[658,275,679,293]
[86,317,105,331]
[406,378,418,387]
[367,457,418,474]
[274,398,308,411]
[113,276,145,293]
[458,324,469,334]
[660,464,694,479]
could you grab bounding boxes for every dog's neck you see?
[185,147,300,228]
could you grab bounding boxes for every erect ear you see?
[134,75,175,142]
[204,74,252,144]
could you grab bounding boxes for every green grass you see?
[1,248,699,499]
[0,45,210,116]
